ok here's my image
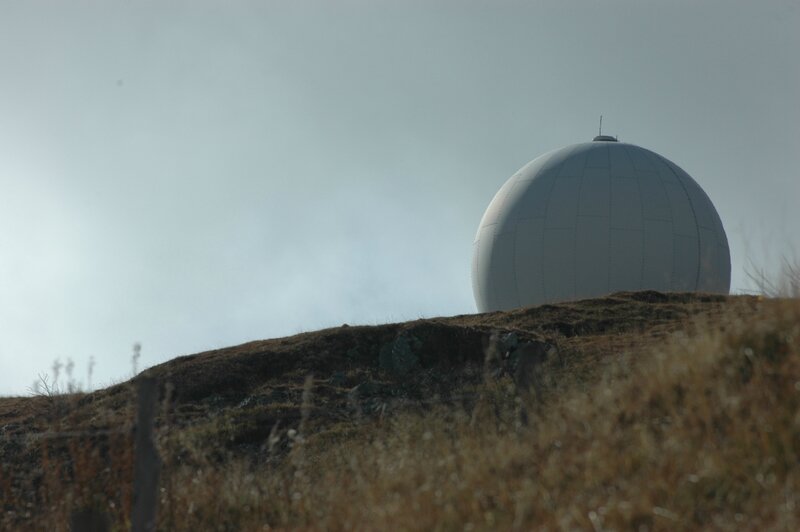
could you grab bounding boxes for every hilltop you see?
[1,292,798,530]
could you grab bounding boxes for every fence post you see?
[132,377,160,532]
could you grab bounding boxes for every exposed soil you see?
[1,291,755,454]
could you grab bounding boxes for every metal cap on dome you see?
[593,115,618,141]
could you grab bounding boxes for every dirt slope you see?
[1,291,743,443]
[1,291,778,530]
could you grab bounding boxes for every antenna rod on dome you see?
[598,115,603,136]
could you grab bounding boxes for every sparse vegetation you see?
[747,256,800,298]
[1,292,798,530]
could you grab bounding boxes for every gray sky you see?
[1,0,798,395]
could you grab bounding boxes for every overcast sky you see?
[1,0,798,395]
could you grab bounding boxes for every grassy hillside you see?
[1,292,798,530]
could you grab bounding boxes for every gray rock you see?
[501,332,519,352]
[378,333,420,376]
[328,371,347,387]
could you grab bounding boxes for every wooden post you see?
[132,377,160,532]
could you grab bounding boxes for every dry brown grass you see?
[157,298,800,531]
[1,293,799,530]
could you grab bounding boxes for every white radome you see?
[472,136,731,312]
